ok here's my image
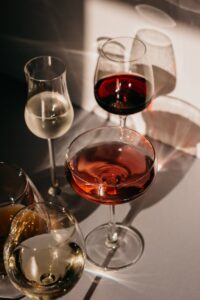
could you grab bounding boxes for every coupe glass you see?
[94,36,154,127]
[24,55,74,196]
[0,162,37,299]
[65,126,156,269]
[4,201,85,300]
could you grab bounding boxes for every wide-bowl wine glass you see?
[65,126,156,269]
[94,36,154,127]
[4,201,85,300]
[0,162,37,299]
[24,55,74,197]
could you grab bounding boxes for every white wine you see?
[24,91,74,139]
[0,204,24,275]
[6,232,85,299]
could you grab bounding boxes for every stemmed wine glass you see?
[0,162,38,299]
[24,55,74,196]
[94,36,154,127]
[4,201,85,299]
[65,126,156,269]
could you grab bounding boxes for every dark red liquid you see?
[94,73,153,115]
[66,141,155,205]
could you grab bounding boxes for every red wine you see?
[66,141,155,205]
[94,73,153,115]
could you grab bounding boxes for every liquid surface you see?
[66,141,155,204]
[94,73,153,115]
[25,91,74,139]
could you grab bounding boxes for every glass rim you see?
[101,36,147,63]
[22,200,76,221]
[0,162,30,207]
[66,126,156,187]
[24,55,66,82]
[8,201,77,237]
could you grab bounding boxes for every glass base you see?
[85,223,144,270]
[48,183,61,197]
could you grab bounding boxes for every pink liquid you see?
[66,141,155,205]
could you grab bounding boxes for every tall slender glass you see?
[94,37,154,127]
[65,126,156,269]
[24,56,74,196]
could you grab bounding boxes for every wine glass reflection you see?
[134,28,176,98]
[0,162,36,299]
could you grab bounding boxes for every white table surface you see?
[1,76,200,300]
[31,109,200,300]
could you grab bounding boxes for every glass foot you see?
[48,185,61,197]
[85,223,144,270]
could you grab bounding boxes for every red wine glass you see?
[65,126,156,269]
[94,36,154,127]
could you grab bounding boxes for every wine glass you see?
[0,162,37,299]
[24,55,74,197]
[94,36,154,127]
[65,126,156,269]
[4,201,85,299]
[134,28,176,98]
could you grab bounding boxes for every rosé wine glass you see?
[65,126,156,269]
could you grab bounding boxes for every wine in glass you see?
[0,162,37,299]
[24,55,74,196]
[4,201,85,299]
[94,36,154,127]
[65,126,156,269]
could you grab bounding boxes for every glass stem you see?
[48,139,59,196]
[106,205,118,248]
[119,116,127,128]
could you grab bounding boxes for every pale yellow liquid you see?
[25,91,74,139]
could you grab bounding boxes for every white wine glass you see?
[24,56,74,197]
[4,201,85,300]
[0,162,39,299]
